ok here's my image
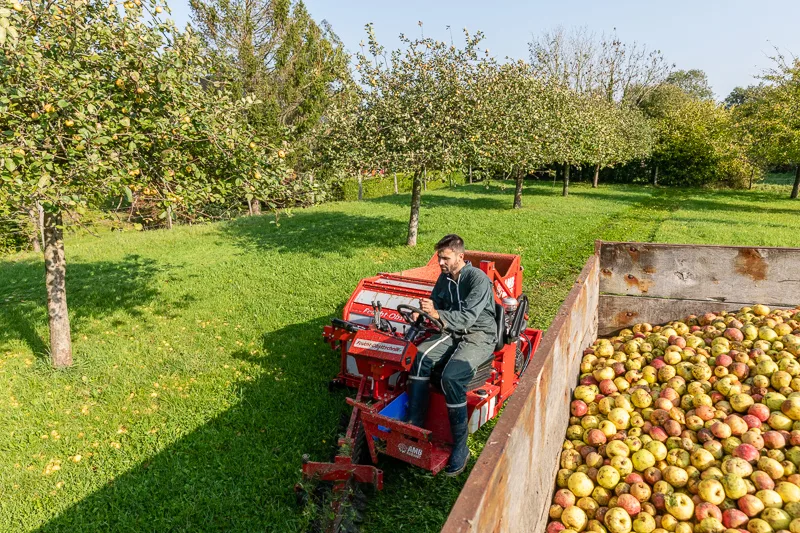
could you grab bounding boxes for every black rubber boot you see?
[406,379,429,428]
[444,405,469,476]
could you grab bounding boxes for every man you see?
[407,234,497,476]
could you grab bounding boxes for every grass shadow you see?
[0,255,166,358]
[365,191,512,210]
[219,210,408,257]
[36,316,350,532]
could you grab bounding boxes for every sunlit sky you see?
[166,0,800,100]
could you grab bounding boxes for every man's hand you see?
[420,298,440,320]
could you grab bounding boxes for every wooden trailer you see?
[442,241,800,533]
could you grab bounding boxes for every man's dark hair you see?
[435,234,465,254]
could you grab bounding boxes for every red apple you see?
[554,489,576,508]
[763,431,786,450]
[716,353,733,367]
[571,400,588,417]
[649,426,668,442]
[742,414,761,429]
[748,404,770,422]
[697,405,716,421]
[738,494,765,517]
[586,429,606,446]
[731,362,750,379]
[625,473,643,484]
[599,379,618,395]
[695,501,723,521]
[722,508,749,529]
[733,443,759,463]
[651,492,666,512]
[750,470,775,491]
[643,467,662,485]
[617,493,641,516]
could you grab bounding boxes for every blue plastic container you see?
[377,392,408,432]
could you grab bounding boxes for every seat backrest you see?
[494,302,505,352]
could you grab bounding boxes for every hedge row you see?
[339,171,467,201]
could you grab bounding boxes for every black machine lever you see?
[331,318,361,333]
[507,295,530,341]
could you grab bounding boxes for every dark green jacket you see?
[430,262,497,336]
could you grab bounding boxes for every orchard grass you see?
[1,182,797,532]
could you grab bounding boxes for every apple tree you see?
[0,0,287,367]
[343,24,486,246]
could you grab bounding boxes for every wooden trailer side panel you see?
[598,241,800,334]
[442,255,600,533]
[597,295,744,336]
[599,241,800,307]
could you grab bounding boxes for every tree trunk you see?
[407,169,423,247]
[513,168,523,209]
[792,165,800,199]
[28,206,42,253]
[38,201,45,249]
[393,172,398,194]
[562,164,570,197]
[652,164,659,186]
[309,174,315,204]
[43,210,73,368]
[357,175,363,201]
[469,164,473,184]
[592,163,600,188]
[166,206,173,230]
[749,169,754,190]
[252,199,262,215]
[423,168,427,191]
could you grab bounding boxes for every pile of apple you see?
[548,304,800,533]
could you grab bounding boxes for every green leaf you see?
[123,186,133,203]
[38,175,49,188]
[133,223,143,231]
[0,26,6,46]
[5,157,15,172]
[57,100,70,109]
[120,117,130,128]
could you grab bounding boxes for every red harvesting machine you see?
[297,251,542,531]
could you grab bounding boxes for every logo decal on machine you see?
[350,304,405,322]
[352,338,405,355]
[397,443,423,459]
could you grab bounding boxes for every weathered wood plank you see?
[442,255,599,533]
[599,295,743,335]
[598,241,800,307]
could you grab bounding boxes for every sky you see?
[167,0,800,100]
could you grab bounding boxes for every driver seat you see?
[430,302,506,392]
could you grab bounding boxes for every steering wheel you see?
[396,304,444,333]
